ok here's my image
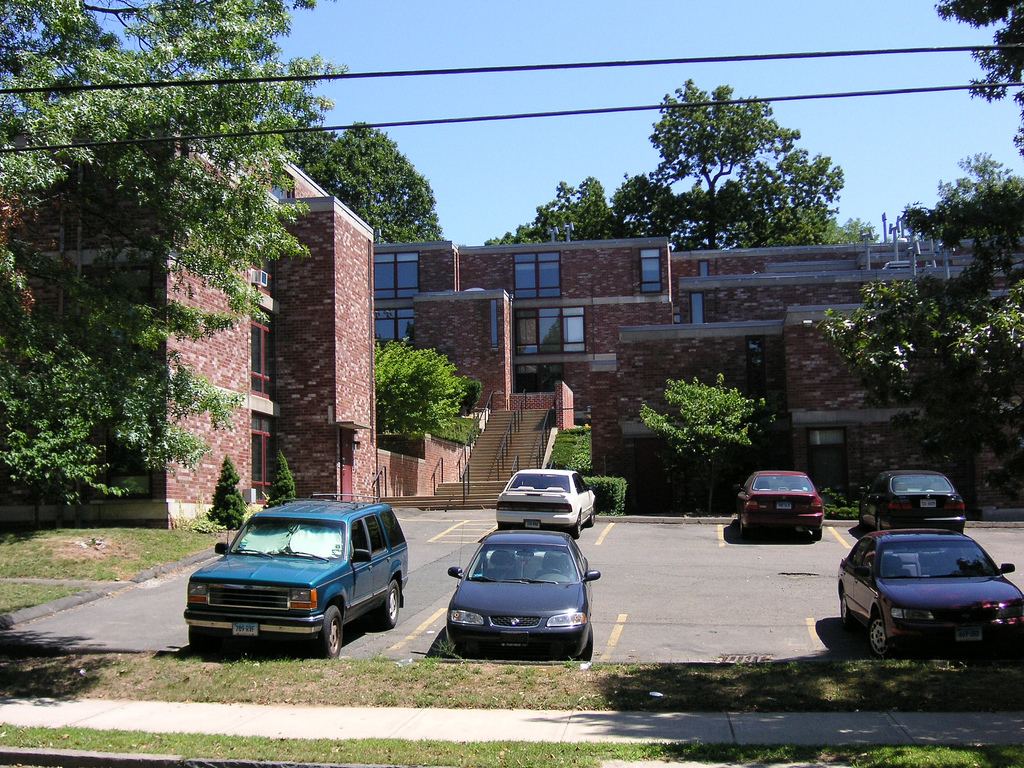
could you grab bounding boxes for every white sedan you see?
[495,469,596,539]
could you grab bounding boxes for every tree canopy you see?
[375,342,473,436]
[822,155,1024,494]
[639,374,770,513]
[287,125,443,243]
[1,0,331,503]
[489,80,845,250]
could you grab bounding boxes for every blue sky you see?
[280,1,1024,246]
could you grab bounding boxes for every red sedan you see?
[734,470,824,541]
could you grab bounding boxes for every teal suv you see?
[184,499,408,658]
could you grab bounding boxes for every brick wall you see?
[376,435,468,496]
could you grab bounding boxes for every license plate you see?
[232,622,259,637]
[524,519,540,529]
[776,501,792,510]
[920,499,937,508]
[500,631,529,647]
[955,626,982,642]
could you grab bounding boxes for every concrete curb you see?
[0,549,216,630]
[0,747,405,768]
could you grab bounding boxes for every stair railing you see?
[370,467,386,501]
[430,456,444,494]
[490,404,523,481]
[536,408,555,468]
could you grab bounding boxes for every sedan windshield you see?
[467,544,580,583]
[232,519,347,560]
[878,542,999,579]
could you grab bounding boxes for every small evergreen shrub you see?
[586,476,627,516]
[822,487,859,520]
[209,456,248,530]
[265,451,296,508]
[551,426,591,472]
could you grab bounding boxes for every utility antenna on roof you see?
[548,226,559,242]
[564,222,575,242]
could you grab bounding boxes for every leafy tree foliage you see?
[265,451,296,508]
[822,155,1024,493]
[209,456,248,530]
[823,217,878,244]
[487,178,614,245]
[1,0,330,504]
[287,125,442,243]
[640,374,770,513]
[938,0,1024,151]
[375,342,473,436]
[491,81,844,250]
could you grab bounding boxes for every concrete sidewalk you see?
[1,696,1022,746]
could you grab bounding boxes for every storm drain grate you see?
[718,654,773,664]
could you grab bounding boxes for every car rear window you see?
[751,475,813,492]
[890,475,954,494]
[510,473,571,491]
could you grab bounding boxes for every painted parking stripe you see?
[600,613,628,661]
[718,525,726,547]
[594,522,615,546]
[388,607,447,652]
[830,526,851,548]
[428,520,495,543]
[806,616,825,649]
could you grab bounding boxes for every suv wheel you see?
[317,605,343,659]
[376,579,401,630]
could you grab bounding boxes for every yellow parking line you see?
[388,607,447,651]
[718,525,726,547]
[595,522,615,546]
[600,613,628,661]
[806,617,822,647]
[829,526,851,548]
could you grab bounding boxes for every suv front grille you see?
[208,584,289,610]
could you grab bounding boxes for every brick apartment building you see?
[5,162,1020,525]
[378,236,1020,517]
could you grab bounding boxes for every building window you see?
[514,252,560,298]
[374,252,418,299]
[699,260,710,277]
[640,248,661,292]
[251,415,274,502]
[515,307,584,354]
[746,336,767,399]
[107,440,151,497]
[490,299,499,348]
[690,292,705,323]
[251,315,272,398]
[515,363,563,392]
[808,428,847,496]
[375,308,414,342]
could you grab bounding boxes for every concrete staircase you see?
[383,409,553,510]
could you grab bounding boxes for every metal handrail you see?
[431,456,444,494]
[371,467,386,500]
[537,408,555,468]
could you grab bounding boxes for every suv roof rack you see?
[308,493,381,503]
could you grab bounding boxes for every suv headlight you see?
[449,610,484,625]
[547,612,587,628]
[187,582,209,604]
[289,588,317,610]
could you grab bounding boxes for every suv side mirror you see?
[351,548,371,563]
[215,542,228,555]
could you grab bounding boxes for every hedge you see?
[585,476,627,516]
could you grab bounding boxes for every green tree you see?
[375,342,471,436]
[487,178,614,244]
[287,125,442,243]
[210,456,248,529]
[1,0,331,504]
[822,217,878,244]
[265,451,296,508]
[615,80,844,251]
[639,374,770,513]
[822,155,1024,493]
[938,0,1024,150]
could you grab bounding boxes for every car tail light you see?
[810,497,824,512]
[744,499,764,511]
[888,499,914,511]
[946,498,966,511]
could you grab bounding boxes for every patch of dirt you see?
[53,537,131,562]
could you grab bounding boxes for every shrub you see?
[822,487,859,520]
[551,426,591,473]
[586,476,627,516]
[265,451,296,508]
[209,456,248,530]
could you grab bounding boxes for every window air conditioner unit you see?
[249,269,269,287]
[242,488,259,504]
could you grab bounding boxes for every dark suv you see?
[184,499,408,658]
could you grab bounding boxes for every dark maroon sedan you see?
[734,470,824,541]
[838,529,1024,658]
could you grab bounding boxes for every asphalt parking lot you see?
[3,509,1023,663]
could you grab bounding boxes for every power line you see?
[2,44,1021,96]
[4,81,1021,155]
